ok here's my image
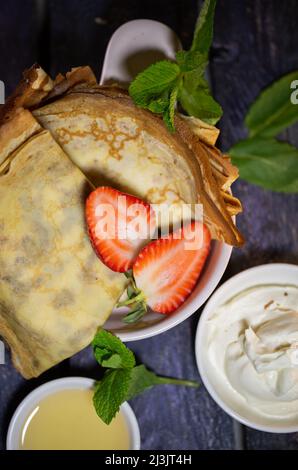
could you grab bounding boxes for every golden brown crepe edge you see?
[174,116,244,246]
[0,64,53,124]
[0,108,41,167]
[0,64,96,124]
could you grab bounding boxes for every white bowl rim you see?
[195,263,298,433]
[6,377,141,450]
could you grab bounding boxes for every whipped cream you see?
[206,285,298,423]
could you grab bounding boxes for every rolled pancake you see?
[33,84,243,246]
[0,111,125,378]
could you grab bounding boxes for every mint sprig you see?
[191,0,217,54]
[92,329,199,424]
[229,71,298,193]
[129,0,222,131]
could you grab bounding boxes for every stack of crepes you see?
[0,65,244,378]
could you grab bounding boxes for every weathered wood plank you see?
[0,0,38,95]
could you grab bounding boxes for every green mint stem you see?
[157,377,199,387]
[117,291,146,307]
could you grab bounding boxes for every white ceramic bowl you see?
[196,263,298,433]
[7,377,140,450]
[101,19,233,341]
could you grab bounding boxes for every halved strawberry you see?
[117,221,211,321]
[85,186,156,272]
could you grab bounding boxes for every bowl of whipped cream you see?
[196,263,298,433]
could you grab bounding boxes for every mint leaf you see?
[230,137,298,193]
[94,347,123,368]
[163,81,180,132]
[245,71,298,137]
[126,365,199,401]
[92,329,135,369]
[129,60,180,107]
[129,60,181,131]
[179,75,222,125]
[177,0,222,126]
[176,50,207,73]
[147,92,169,114]
[93,369,132,424]
[228,71,298,193]
[191,0,217,55]
[126,365,163,400]
[100,353,123,369]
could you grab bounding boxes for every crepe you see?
[16,67,242,246]
[0,110,125,378]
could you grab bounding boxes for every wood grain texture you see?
[0,0,298,450]
[0,0,38,95]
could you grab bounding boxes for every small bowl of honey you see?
[6,377,140,450]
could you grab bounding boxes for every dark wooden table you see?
[0,0,298,450]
